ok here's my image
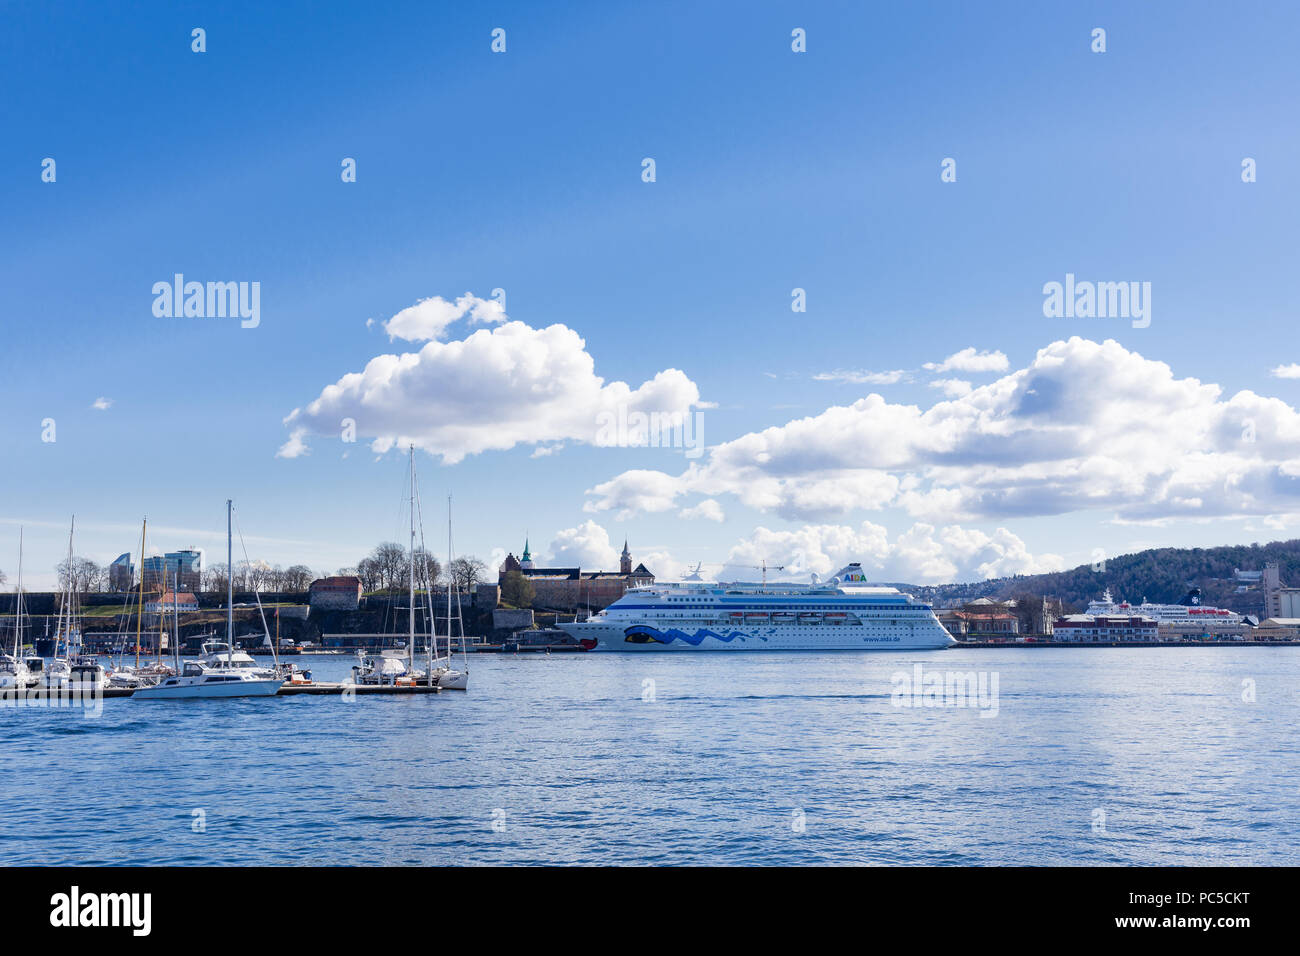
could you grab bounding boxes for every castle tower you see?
[521,538,535,571]
[620,540,631,575]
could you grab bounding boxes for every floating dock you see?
[1,681,441,702]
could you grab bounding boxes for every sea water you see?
[1,647,1296,865]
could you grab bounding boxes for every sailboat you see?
[1,529,32,690]
[41,517,108,691]
[133,500,283,699]
[107,520,175,689]
[352,446,429,687]
[350,446,467,689]
[427,491,468,691]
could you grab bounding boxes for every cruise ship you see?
[558,564,956,651]
[1084,587,1243,625]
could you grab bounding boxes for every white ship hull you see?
[558,563,957,652]
[559,620,953,651]
[132,676,283,699]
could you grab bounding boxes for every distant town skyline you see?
[5,3,1300,591]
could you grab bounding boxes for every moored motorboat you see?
[0,653,31,690]
[352,651,414,685]
[132,500,283,701]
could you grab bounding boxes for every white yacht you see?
[559,563,956,652]
[0,654,31,690]
[134,659,282,699]
[352,650,415,685]
[196,640,276,677]
[40,655,108,691]
[133,501,282,700]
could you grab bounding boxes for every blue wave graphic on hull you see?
[622,625,765,646]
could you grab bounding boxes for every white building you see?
[1053,614,1158,642]
[145,591,200,614]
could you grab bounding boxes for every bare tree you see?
[56,556,102,594]
[233,560,269,592]
[449,556,487,593]
[202,566,229,596]
[282,564,314,591]
[355,556,381,593]
[411,549,442,591]
[370,542,408,593]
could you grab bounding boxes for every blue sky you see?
[4,1,1300,590]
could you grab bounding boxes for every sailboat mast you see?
[13,527,22,657]
[446,495,452,663]
[448,494,462,664]
[408,445,415,672]
[135,519,146,668]
[173,568,180,670]
[226,499,233,665]
[61,516,75,659]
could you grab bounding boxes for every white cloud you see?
[547,520,620,568]
[276,428,310,459]
[927,378,973,398]
[635,548,694,582]
[585,468,696,518]
[813,369,909,385]
[718,521,1062,585]
[284,319,705,464]
[1271,363,1300,379]
[543,521,693,580]
[679,499,725,522]
[586,337,1300,524]
[923,347,1009,374]
[90,397,112,410]
[383,293,506,342]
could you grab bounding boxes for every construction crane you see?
[672,559,788,587]
[741,560,785,588]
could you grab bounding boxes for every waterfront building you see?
[1054,613,1159,642]
[108,552,134,592]
[308,575,363,611]
[498,540,654,612]
[1253,618,1300,641]
[142,549,202,592]
[1156,620,1251,641]
[145,591,200,614]
[1261,563,1300,619]
[937,598,1021,641]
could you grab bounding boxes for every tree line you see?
[11,545,491,598]
[336,543,489,595]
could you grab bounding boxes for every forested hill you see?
[900,539,1300,613]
